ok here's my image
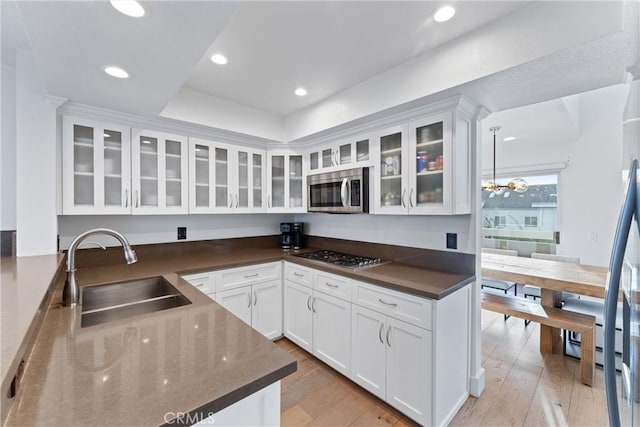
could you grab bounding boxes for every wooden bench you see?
[481,292,596,386]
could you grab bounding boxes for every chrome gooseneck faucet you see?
[63,228,138,307]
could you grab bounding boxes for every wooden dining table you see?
[481,252,609,354]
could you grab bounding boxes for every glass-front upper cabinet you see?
[267,150,305,212]
[372,106,471,215]
[188,138,265,213]
[307,135,371,173]
[132,129,188,214]
[62,116,131,214]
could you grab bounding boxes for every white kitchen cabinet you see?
[307,135,371,173]
[312,291,351,376]
[131,129,188,214]
[350,305,432,426]
[62,115,131,214]
[189,138,266,213]
[267,150,305,212]
[373,106,471,215]
[216,278,282,340]
[284,280,314,352]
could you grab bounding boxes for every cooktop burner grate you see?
[294,250,384,268]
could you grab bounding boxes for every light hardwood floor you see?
[277,309,611,426]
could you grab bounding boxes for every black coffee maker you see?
[280,222,303,250]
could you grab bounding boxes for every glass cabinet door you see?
[356,139,369,163]
[289,155,303,208]
[215,147,229,208]
[194,144,210,208]
[338,143,351,166]
[309,151,319,171]
[63,116,131,214]
[271,155,285,208]
[414,121,444,207]
[322,149,333,168]
[379,131,404,209]
[252,153,264,209]
[132,129,188,214]
[237,151,249,209]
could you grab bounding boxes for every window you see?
[481,174,558,255]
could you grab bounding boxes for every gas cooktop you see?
[294,250,384,269]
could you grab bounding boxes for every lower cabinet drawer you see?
[216,262,281,292]
[315,271,351,302]
[181,272,215,294]
[352,280,432,330]
[284,262,314,288]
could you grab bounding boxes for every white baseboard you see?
[469,368,485,397]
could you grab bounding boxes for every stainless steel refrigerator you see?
[604,159,640,426]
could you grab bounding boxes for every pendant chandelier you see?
[481,126,528,194]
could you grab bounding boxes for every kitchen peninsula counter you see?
[4,237,474,426]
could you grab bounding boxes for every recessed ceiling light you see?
[210,54,228,65]
[295,87,307,97]
[110,0,145,18]
[104,66,129,79]
[504,136,517,141]
[434,6,456,23]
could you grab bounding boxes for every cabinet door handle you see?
[135,190,139,208]
[244,273,259,278]
[386,326,392,347]
[312,297,317,313]
[124,189,129,208]
[228,194,233,208]
[378,323,385,344]
[409,188,415,208]
[253,290,257,306]
[325,283,339,289]
[247,292,252,308]
[268,195,271,208]
[378,298,398,307]
[235,193,239,208]
[334,151,339,166]
[401,188,406,208]
[306,295,312,311]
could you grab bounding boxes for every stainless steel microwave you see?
[307,167,369,213]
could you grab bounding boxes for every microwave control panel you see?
[351,179,361,206]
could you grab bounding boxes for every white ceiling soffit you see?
[1,1,31,66]
[183,1,531,117]
[16,1,239,116]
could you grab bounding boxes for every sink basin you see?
[81,277,191,328]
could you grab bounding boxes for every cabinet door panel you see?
[216,287,252,327]
[313,291,351,376]
[351,305,386,400]
[283,280,313,353]
[252,279,282,340]
[374,125,409,215]
[385,317,432,426]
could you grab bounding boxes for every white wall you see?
[284,2,623,142]
[160,87,285,142]
[57,214,290,249]
[15,48,58,256]
[1,64,17,230]
[482,84,630,266]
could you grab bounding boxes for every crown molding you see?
[44,95,67,108]
[59,102,278,149]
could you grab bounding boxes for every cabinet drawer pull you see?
[378,298,398,307]
[378,323,385,344]
[386,326,392,347]
[306,295,312,311]
[244,273,259,278]
[293,272,304,277]
[195,282,205,288]
[325,283,339,289]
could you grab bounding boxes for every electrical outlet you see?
[177,227,187,240]
[446,233,457,250]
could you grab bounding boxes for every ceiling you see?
[2,1,637,143]
[5,1,530,118]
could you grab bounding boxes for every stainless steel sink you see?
[81,277,190,328]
